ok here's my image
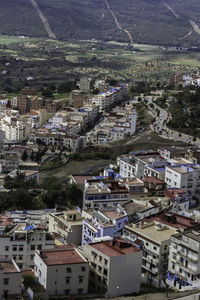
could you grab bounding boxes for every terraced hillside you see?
[0,0,200,46]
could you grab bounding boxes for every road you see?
[143,96,200,147]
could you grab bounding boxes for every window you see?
[55,281,57,285]
[38,245,42,250]
[12,245,17,251]
[31,245,35,251]
[99,256,102,262]
[19,256,23,261]
[98,266,102,272]
[79,276,84,283]
[172,264,175,270]
[153,246,157,250]
[179,268,182,274]
[104,259,108,266]
[103,269,108,276]
[5,246,9,251]
[78,288,83,294]
[3,278,9,285]
[19,246,24,251]
[66,268,71,273]
[81,266,85,272]
[65,289,70,295]
[146,242,149,246]
[66,276,71,284]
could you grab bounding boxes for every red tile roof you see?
[39,246,86,266]
[90,238,140,257]
[142,176,165,184]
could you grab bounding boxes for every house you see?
[83,177,130,210]
[0,224,55,269]
[81,238,142,297]
[0,258,22,299]
[48,210,83,245]
[81,208,128,245]
[34,246,89,296]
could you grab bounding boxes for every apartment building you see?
[48,210,83,245]
[165,164,200,196]
[69,90,87,108]
[168,226,200,290]
[35,132,84,152]
[0,258,22,299]
[83,177,130,210]
[164,188,190,213]
[119,151,169,179]
[81,238,142,297]
[81,208,128,245]
[0,224,55,269]
[80,77,94,92]
[34,246,89,296]
[2,115,31,142]
[122,219,178,287]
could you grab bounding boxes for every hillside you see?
[0,0,200,46]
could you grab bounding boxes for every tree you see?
[41,88,53,98]
[21,150,27,161]
[23,274,35,289]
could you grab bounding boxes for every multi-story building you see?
[79,77,94,92]
[165,163,200,196]
[81,208,128,245]
[122,218,178,287]
[34,246,89,296]
[119,151,169,179]
[48,210,83,245]
[0,224,55,269]
[83,177,130,210]
[35,132,85,152]
[168,226,200,290]
[81,238,142,297]
[69,90,87,108]
[164,188,190,213]
[0,258,22,299]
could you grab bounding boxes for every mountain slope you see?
[0,0,200,46]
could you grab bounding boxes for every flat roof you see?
[38,247,87,266]
[127,223,177,243]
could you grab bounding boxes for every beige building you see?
[34,246,89,296]
[0,258,22,298]
[81,238,142,297]
[48,210,83,245]
[123,220,177,287]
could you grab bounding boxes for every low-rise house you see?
[48,210,83,245]
[81,238,142,297]
[0,258,22,299]
[34,245,89,296]
[8,169,39,183]
[81,208,128,245]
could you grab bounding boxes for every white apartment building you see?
[48,210,83,245]
[119,151,169,179]
[34,246,89,296]
[35,132,84,152]
[83,178,130,210]
[168,227,200,290]
[1,113,31,142]
[123,220,177,287]
[0,258,22,298]
[0,224,55,269]
[165,164,200,196]
[81,238,142,297]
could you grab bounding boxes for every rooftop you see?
[38,246,87,266]
[90,238,140,257]
[126,222,177,244]
[0,259,20,273]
